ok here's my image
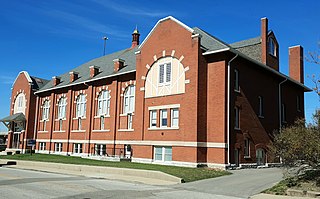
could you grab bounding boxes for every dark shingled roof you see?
[230,36,261,48]
[34,22,310,93]
[193,27,230,51]
[0,113,26,122]
[38,46,137,92]
[31,76,50,90]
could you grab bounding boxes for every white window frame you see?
[42,100,50,121]
[234,106,240,130]
[154,146,172,162]
[159,62,172,85]
[76,94,86,118]
[123,85,135,114]
[258,96,264,117]
[97,90,110,116]
[150,110,157,128]
[39,142,46,151]
[244,138,250,157]
[160,109,168,128]
[234,69,240,92]
[58,97,67,119]
[95,144,106,156]
[100,116,105,130]
[171,108,179,128]
[268,37,277,57]
[54,142,63,152]
[73,143,83,154]
[127,113,133,129]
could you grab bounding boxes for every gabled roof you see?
[12,71,32,87]
[36,47,137,93]
[138,16,194,49]
[31,76,49,90]
[35,16,310,93]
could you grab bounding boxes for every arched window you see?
[57,97,67,119]
[42,100,50,121]
[76,94,86,118]
[14,93,26,114]
[97,90,110,116]
[123,85,135,114]
[268,37,276,57]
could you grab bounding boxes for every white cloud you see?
[0,76,15,85]
[92,0,170,17]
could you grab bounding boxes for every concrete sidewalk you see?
[251,193,317,199]
[0,159,182,185]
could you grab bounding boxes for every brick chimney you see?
[113,58,125,72]
[89,65,100,78]
[69,71,79,82]
[52,76,61,86]
[261,17,268,65]
[289,45,304,83]
[131,27,140,49]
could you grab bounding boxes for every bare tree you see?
[306,42,320,99]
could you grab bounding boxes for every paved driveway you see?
[175,168,283,198]
[0,167,283,199]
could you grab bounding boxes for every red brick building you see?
[1,16,311,168]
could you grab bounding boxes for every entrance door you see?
[124,145,131,158]
[256,148,265,165]
[12,133,20,149]
[234,149,239,167]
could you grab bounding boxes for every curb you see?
[0,159,182,185]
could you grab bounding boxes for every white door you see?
[124,145,131,158]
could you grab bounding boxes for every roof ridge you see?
[193,27,232,48]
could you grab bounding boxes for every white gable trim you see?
[138,16,194,50]
[12,71,33,87]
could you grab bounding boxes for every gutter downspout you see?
[279,79,288,132]
[227,53,238,166]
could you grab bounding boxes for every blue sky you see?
[0,0,319,131]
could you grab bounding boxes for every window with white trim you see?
[154,146,172,162]
[42,100,50,120]
[171,108,179,127]
[76,94,86,118]
[244,138,250,157]
[58,97,67,119]
[42,100,50,131]
[234,69,239,92]
[268,37,277,57]
[39,142,46,151]
[97,90,110,116]
[258,96,264,117]
[73,143,82,154]
[100,116,105,130]
[234,106,240,129]
[150,110,157,128]
[54,142,63,152]
[123,85,135,114]
[160,109,168,127]
[127,113,133,129]
[159,63,171,84]
[95,144,106,156]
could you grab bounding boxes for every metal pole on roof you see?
[102,36,108,56]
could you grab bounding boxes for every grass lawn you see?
[0,154,230,182]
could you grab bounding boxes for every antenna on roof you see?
[102,36,108,56]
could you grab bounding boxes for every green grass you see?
[263,180,289,195]
[0,154,230,182]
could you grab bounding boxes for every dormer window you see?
[268,37,277,57]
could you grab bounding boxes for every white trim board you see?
[35,139,227,148]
